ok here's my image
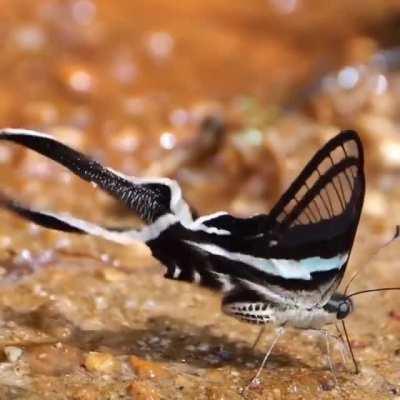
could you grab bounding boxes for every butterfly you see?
[0,127,395,385]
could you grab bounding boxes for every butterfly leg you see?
[245,326,285,390]
[334,323,351,367]
[321,330,338,386]
[250,326,266,351]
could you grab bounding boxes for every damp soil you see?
[0,1,400,399]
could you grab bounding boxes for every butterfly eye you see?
[337,300,351,320]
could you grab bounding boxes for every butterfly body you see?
[222,291,352,329]
[222,300,337,329]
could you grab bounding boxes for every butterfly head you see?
[324,292,354,320]
[336,296,354,320]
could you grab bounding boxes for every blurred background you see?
[2,1,400,215]
[2,1,400,220]
[0,1,400,399]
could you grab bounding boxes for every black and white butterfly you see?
[0,127,391,384]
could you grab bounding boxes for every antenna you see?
[340,225,400,375]
[348,287,400,298]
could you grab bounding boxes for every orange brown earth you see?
[0,1,400,399]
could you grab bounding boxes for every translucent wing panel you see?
[270,131,364,230]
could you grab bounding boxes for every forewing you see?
[269,130,364,235]
[262,130,365,303]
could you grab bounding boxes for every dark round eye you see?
[337,301,350,320]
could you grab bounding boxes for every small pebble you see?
[84,352,119,374]
[198,342,210,352]
[320,378,336,391]
[4,346,23,363]
[129,355,171,379]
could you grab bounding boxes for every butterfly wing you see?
[0,129,193,225]
[190,131,365,308]
[251,130,365,305]
[0,128,365,309]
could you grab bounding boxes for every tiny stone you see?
[4,346,23,363]
[321,379,335,391]
[148,336,160,345]
[84,352,119,374]
[129,355,171,379]
[198,342,211,352]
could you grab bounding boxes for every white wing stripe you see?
[36,211,178,244]
[185,240,348,280]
